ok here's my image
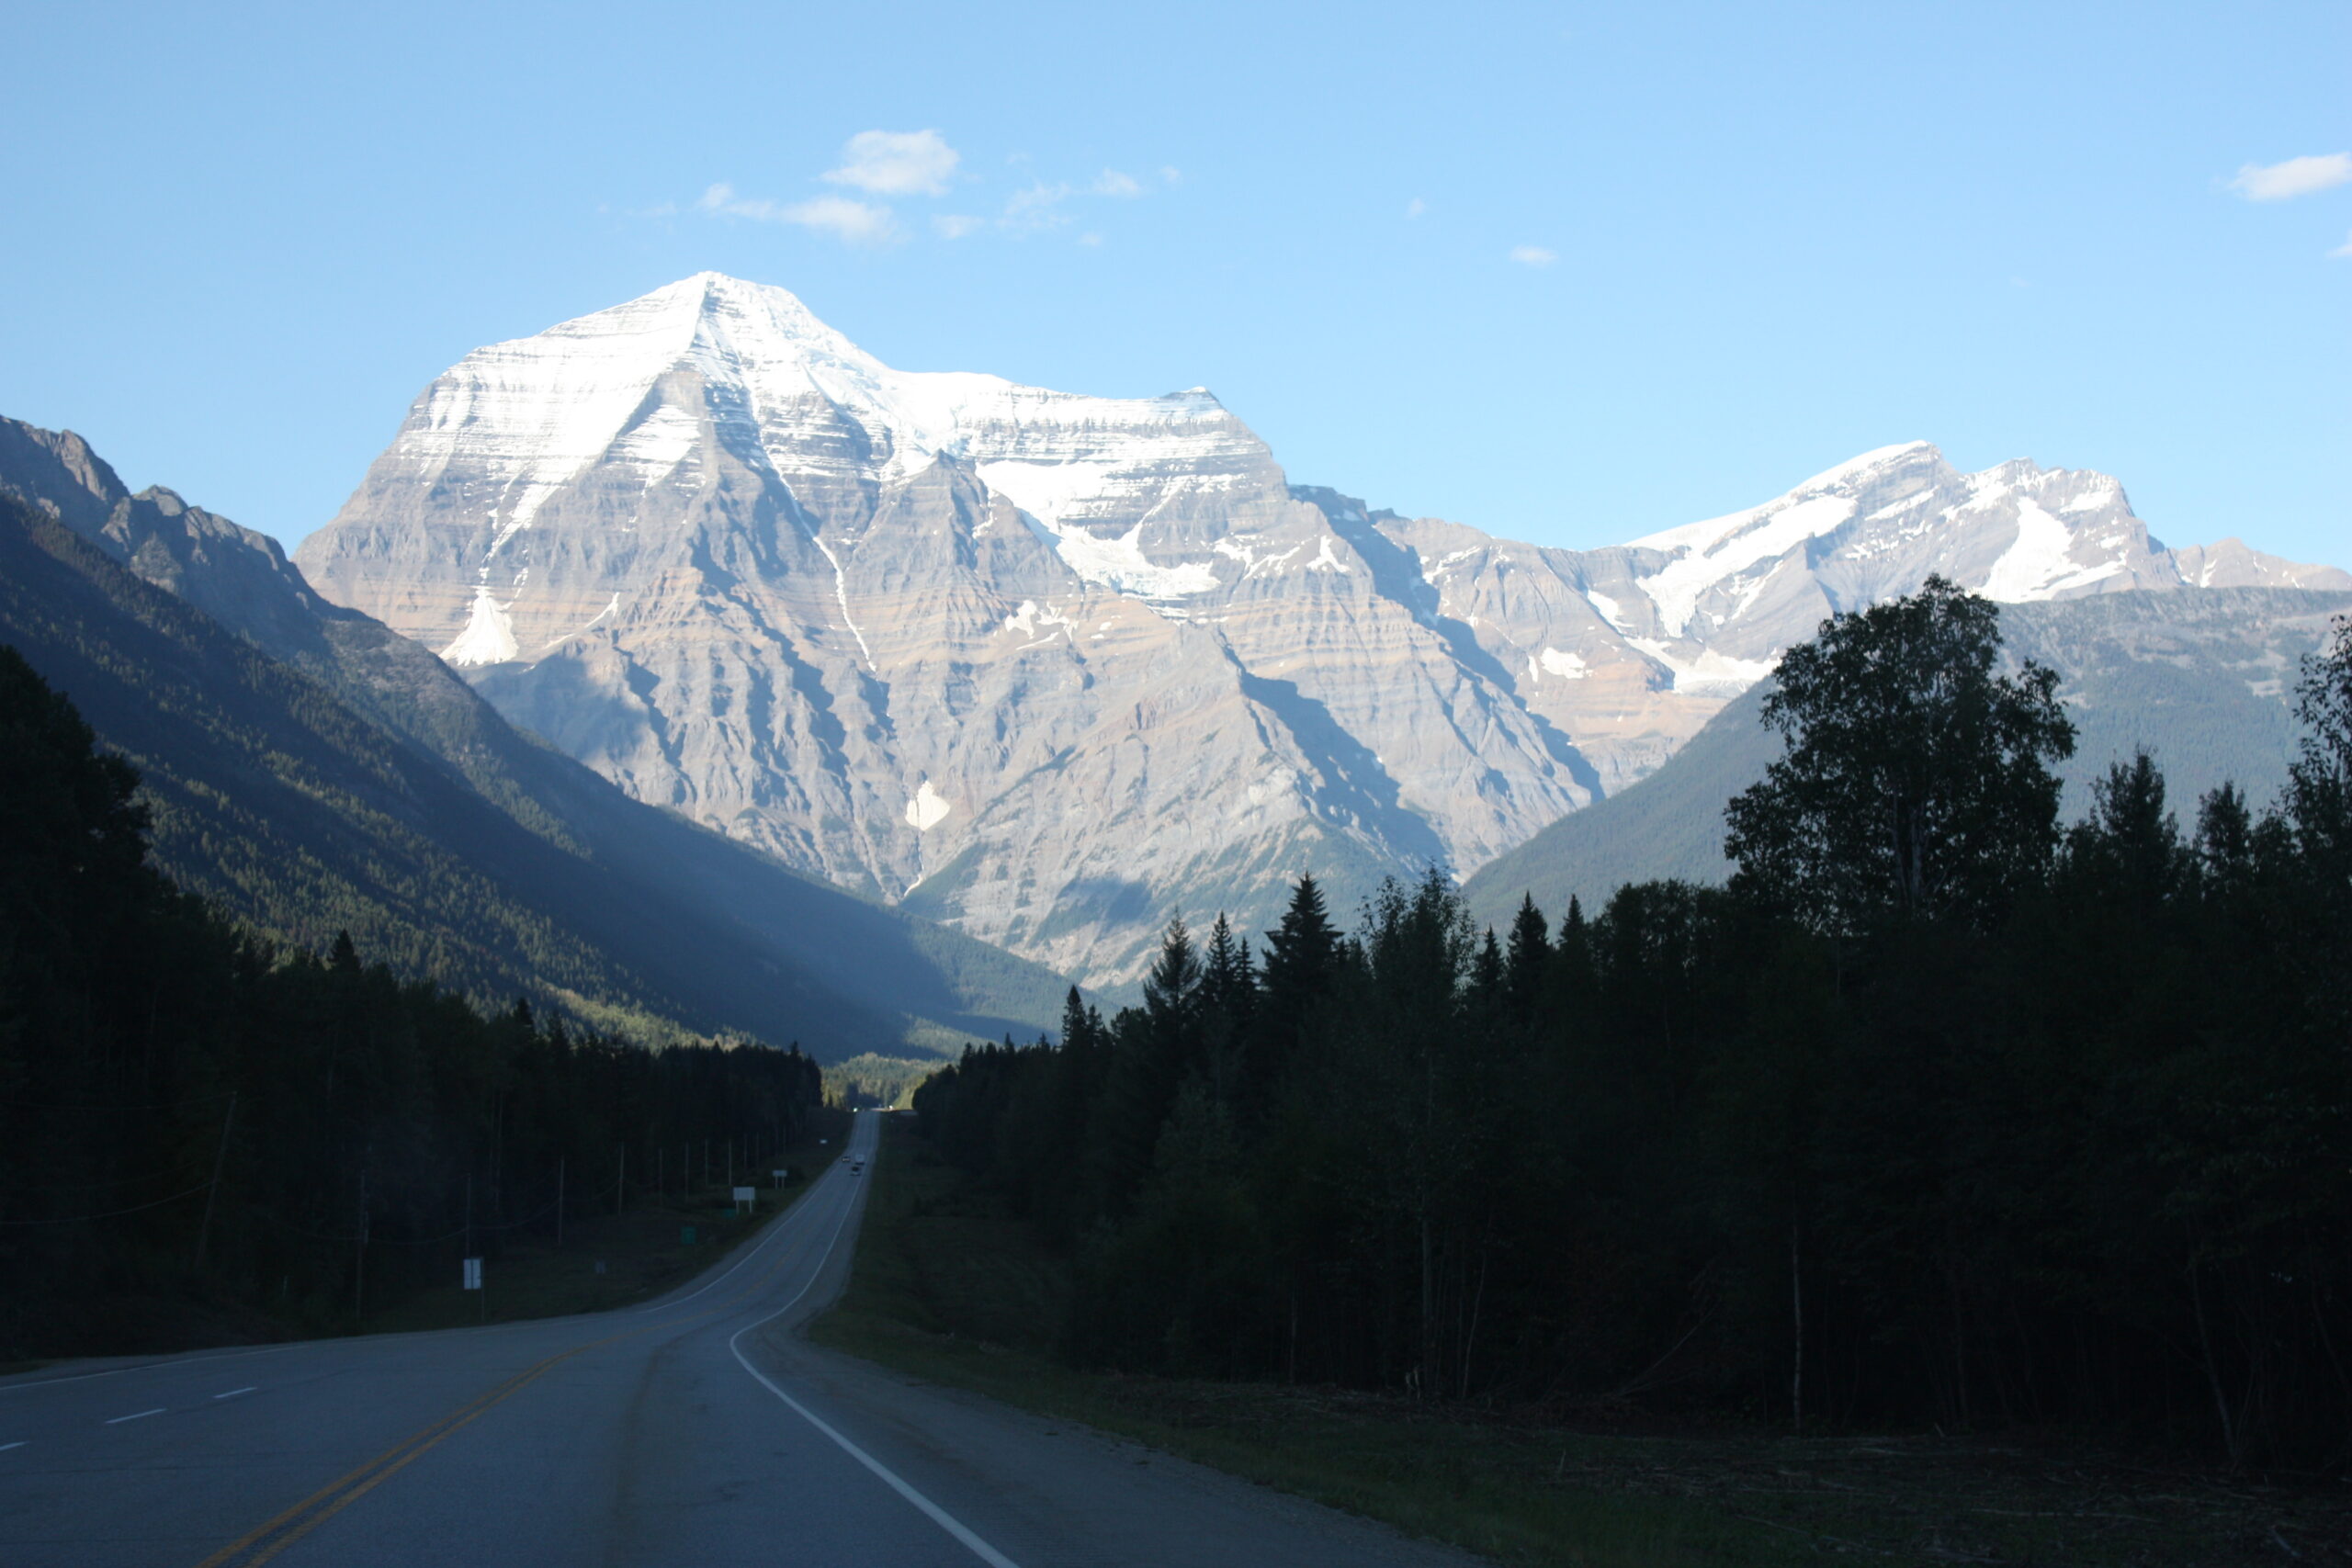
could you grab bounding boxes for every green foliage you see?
[821,1054,944,1110]
[910,607,2352,1467]
[1724,576,2076,933]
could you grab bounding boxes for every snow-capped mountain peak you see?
[383,273,1268,659]
[298,274,2349,988]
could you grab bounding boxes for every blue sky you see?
[3,1,2344,562]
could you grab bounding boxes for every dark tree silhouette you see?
[1724,575,2075,933]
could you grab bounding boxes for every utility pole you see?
[616,1145,625,1218]
[193,1092,237,1273]
[556,1157,565,1247]
[355,1155,369,1330]
[467,1172,481,1325]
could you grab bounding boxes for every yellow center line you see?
[191,1182,848,1567]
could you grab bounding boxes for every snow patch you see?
[1635,491,1857,638]
[1305,536,1351,574]
[1538,647,1589,679]
[1213,536,1301,577]
[543,592,621,649]
[442,588,519,666]
[1626,637,1778,698]
[1001,599,1076,645]
[905,780,952,832]
[1980,499,2125,602]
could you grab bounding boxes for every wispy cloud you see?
[1405,197,1427,220]
[933,214,985,239]
[822,130,960,197]
[697,184,897,244]
[1510,244,1557,267]
[993,169,1157,235]
[1002,181,1074,232]
[2228,152,2352,201]
[2331,231,2352,261]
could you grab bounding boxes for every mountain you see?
[0,417,1067,1057]
[1462,586,2352,931]
[295,274,2347,986]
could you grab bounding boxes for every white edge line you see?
[726,1130,1021,1568]
[635,1163,848,1314]
[0,1440,25,1451]
[213,1387,256,1399]
[0,1340,307,1396]
[106,1408,165,1424]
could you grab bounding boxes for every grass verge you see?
[812,1119,2352,1568]
[811,1120,1786,1566]
[365,1114,848,1334]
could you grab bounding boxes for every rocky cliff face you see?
[295,274,2347,987]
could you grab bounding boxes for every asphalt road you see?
[0,1112,1485,1567]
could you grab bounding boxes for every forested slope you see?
[0,418,1069,1055]
[0,642,827,1352]
[913,583,2352,1466]
[1465,587,2352,931]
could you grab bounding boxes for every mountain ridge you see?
[293,274,2346,986]
[1462,584,2352,931]
[0,414,1069,1055]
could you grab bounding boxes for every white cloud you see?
[698,183,897,243]
[972,165,1164,237]
[1160,165,1183,185]
[1002,181,1074,231]
[933,214,984,239]
[1405,197,1426,219]
[1079,231,1103,247]
[2332,231,2352,260]
[822,130,960,196]
[2228,152,2352,201]
[780,196,897,243]
[1509,244,1557,266]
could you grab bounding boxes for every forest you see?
[0,645,825,1356]
[913,580,2352,1468]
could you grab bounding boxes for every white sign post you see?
[771,1168,787,1189]
[731,1185,755,1214]
[462,1257,482,1291]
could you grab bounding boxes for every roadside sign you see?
[771,1168,786,1186]
[462,1257,482,1291]
[731,1185,755,1214]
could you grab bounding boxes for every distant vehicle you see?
[851,1162,864,1174]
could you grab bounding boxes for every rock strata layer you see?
[296,274,2348,986]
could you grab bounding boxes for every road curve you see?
[0,1113,1485,1567]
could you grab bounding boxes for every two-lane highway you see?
[0,1113,1483,1566]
